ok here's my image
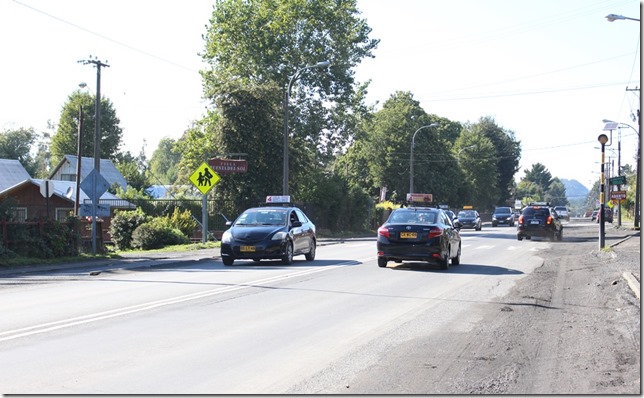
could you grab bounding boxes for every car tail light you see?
[518,215,524,225]
[546,216,553,225]
[427,226,443,239]
[377,226,390,238]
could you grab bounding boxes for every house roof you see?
[48,155,127,190]
[0,159,31,191]
[0,179,134,208]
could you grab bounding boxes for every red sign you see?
[406,193,433,203]
[208,158,248,174]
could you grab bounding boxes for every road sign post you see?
[189,162,221,243]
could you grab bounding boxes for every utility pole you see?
[78,57,109,254]
[625,87,641,229]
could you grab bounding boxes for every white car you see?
[554,206,570,221]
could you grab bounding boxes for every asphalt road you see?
[0,219,638,394]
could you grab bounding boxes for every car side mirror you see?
[291,220,302,228]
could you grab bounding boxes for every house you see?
[48,155,127,190]
[0,159,32,191]
[0,157,134,244]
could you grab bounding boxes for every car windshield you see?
[389,210,437,224]
[458,211,476,218]
[235,209,287,225]
[495,208,511,214]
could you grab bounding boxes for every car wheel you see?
[517,234,523,241]
[305,240,316,261]
[451,243,461,265]
[526,235,531,240]
[439,251,449,270]
[281,242,294,265]
[378,257,388,268]
[222,256,234,266]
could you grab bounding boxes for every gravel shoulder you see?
[304,220,641,394]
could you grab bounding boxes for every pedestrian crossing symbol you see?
[189,162,220,194]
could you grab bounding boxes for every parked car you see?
[455,209,482,231]
[492,206,515,227]
[220,196,316,266]
[554,206,570,221]
[377,207,461,269]
[517,202,563,241]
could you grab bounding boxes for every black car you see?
[455,209,482,231]
[377,207,461,269]
[595,207,614,223]
[517,202,563,241]
[492,206,515,227]
[220,197,316,266]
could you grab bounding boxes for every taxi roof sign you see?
[406,193,433,203]
[266,195,291,203]
[462,205,473,209]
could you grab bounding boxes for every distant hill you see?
[561,179,589,201]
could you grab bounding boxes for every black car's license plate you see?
[240,246,256,252]
[530,220,540,225]
[400,232,417,239]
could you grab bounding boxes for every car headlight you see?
[272,231,288,241]
[221,230,232,244]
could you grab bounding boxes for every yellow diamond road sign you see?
[190,162,220,194]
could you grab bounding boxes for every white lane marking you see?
[0,262,361,343]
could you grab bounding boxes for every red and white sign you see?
[406,193,433,203]
[208,158,248,174]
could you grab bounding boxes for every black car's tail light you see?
[546,216,553,225]
[377,226,390,238]
[518,215,524,225]
[427,226,443,238]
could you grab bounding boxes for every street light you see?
[605,13,640,22]
[282,60,331,195]
[409,123,439,194]
[457,144,477,160]
[598,134,609,249]
[603,119,640,228]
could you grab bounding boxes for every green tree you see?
[200,0,379,189]
[147,137,181,185]
[50,90,123,167]
[454,130,498,209]
[522,163,553,192]
[0,127,37,175]
[465,116,521,204]
[114,148,149,192]
[545,177,568,205]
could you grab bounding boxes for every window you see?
[56,208,74,221]
[11,207,27,222]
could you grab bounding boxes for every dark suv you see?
[492,206,515,227]
[517,202,563,241]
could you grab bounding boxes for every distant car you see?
[444,210,456,222]
[377,207,461,269]
[554,206,570,221]
[492,206,515,227]
[455,209,482,231]
[595,207,614,223]
[517,202,563,241]
[220,196,316,266]
[591,210,599,221]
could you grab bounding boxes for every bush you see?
[167,207,197,238]
[109,208,150,250]
[131,218,189,250]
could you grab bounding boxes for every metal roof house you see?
[0,159,32,191]
[48,155,127,191]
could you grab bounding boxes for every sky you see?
[0,0,640,191]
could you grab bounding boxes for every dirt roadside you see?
[311,221,640,395]
[441,221,641,394]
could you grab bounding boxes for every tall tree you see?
[50,90,123,167]
[454,130,499,209]
[147,137,182,185]
[199,0,379,195]
[0,127,37,175]
[465,116,521,204]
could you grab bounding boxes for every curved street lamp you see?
[282,60,331,195]
[605,13,640,22]
[409,123,439,194]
